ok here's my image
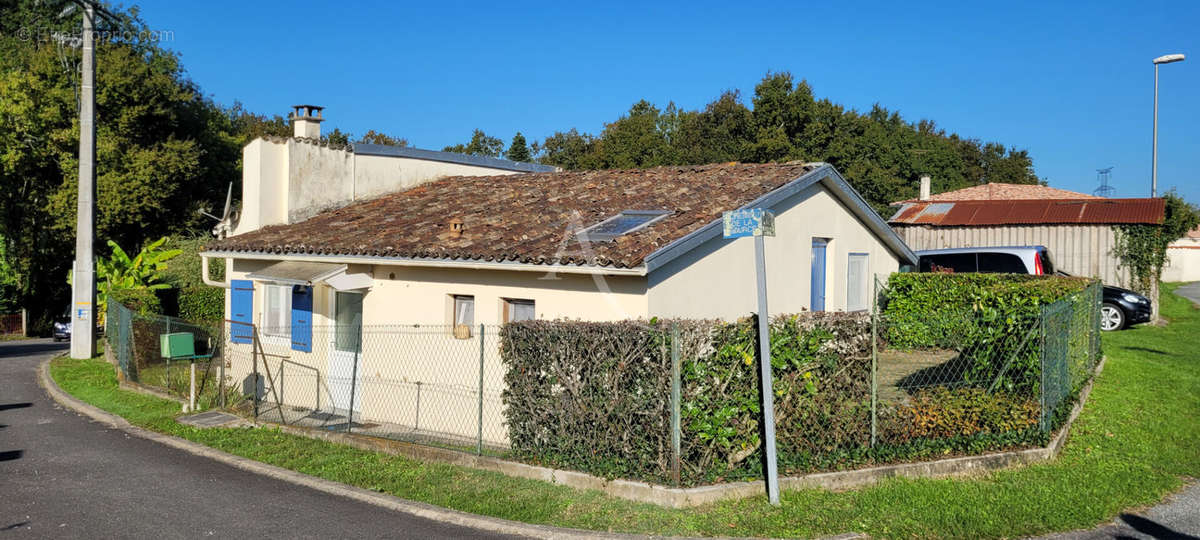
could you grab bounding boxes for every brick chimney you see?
[919,175,932,201]
[290,104,324,139]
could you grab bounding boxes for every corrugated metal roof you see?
[889,198,1164,226]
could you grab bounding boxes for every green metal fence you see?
[101,278,1102,488]
[106,301,232,409]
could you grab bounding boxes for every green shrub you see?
[881,273,1091,392]
[109,287,162,315]
[880,387,1039,443]
[178,286,224,324]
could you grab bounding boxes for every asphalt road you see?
[0,339,518,539]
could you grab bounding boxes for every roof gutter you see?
[199,250,648,277]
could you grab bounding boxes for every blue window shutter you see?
[291,285,313,352]
[230,280,254,344]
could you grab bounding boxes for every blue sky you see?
[135,1,1198,202]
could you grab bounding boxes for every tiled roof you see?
[210,162,820,269]
[892,183,1101,205]
[889,198,1165,226]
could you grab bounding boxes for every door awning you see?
[247,261,347,286]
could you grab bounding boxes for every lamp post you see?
[1152,53,1185,197]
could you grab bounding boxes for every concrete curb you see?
[37,358,650,540]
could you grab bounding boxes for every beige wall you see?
[231,139,525,236]
[221,258,648,446]
[893,224,1134,288]
[1164,238,1200,282]
[647,184,902,320]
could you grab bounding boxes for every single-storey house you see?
[198,109,915,446]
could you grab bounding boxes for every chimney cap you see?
[290,104,324,119]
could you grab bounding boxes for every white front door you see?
[328,290,363,413]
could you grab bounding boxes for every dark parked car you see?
[913,246,1151,331]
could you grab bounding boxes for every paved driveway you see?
[1175,281,1200,306]
[0,339,517,539]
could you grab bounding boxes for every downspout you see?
[201,255,230,288]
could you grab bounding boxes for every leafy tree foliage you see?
[357,130,408,147]
[443,129,504,157]
[506,132,531,162]
[531,71,1041,215]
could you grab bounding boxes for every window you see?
[262,284,291,338]
[977,253,1028,274]
[503,299,535,323]
[846,253,869,312]
[452,295,474,338]
[918,253,977,273]
[580,210,670,242]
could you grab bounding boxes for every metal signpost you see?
[722,208,781,506]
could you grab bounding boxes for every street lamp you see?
[1152,53,1185,197]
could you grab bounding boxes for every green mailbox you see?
[160,332,196,359]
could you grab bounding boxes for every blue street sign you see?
[723,208,775,239]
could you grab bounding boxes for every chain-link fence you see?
[225,321,507,453]
[106,301,235,410]
[103,277,1101,485]
[871,279,1101,452]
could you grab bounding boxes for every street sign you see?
[722,207,781,506]
[723,209,775,239]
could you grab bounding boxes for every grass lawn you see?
[50,285,1200,539]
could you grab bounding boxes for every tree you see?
[506,132,531,162]
[0,2,243,326]
[357,130,408,147]
[322,127,351,147]
[533,129,598,170]
[443,129,503,157]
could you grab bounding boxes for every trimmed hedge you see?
[500,313,875,486]
[178,286,224,324]
[880,273,1091,392]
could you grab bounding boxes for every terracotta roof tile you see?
[211,162,819,269]
[892,183,1101,205]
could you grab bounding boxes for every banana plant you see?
[70,236,182,323]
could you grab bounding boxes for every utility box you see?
[160,332,195,359]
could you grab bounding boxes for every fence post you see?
[1038,304,1048,432]
[252,328,260,422]
[870,278,878,447]
[477,323,485,455]
[670,322,682,487]
[347,348,359,434]
[165,318,172,388]
[218,328,226,409]
[20,308,27,337]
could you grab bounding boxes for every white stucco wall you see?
[353,154,521,201]
[230,139,529,237]
[647,184,902,320]
[1164,238,1200,282]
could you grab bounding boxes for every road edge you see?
[35,356,645,540]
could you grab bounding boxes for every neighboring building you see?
[200,160,914,445]
[889,179,1165,288]
[1164,226,1200,282]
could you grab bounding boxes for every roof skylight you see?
[580,210,671,242]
